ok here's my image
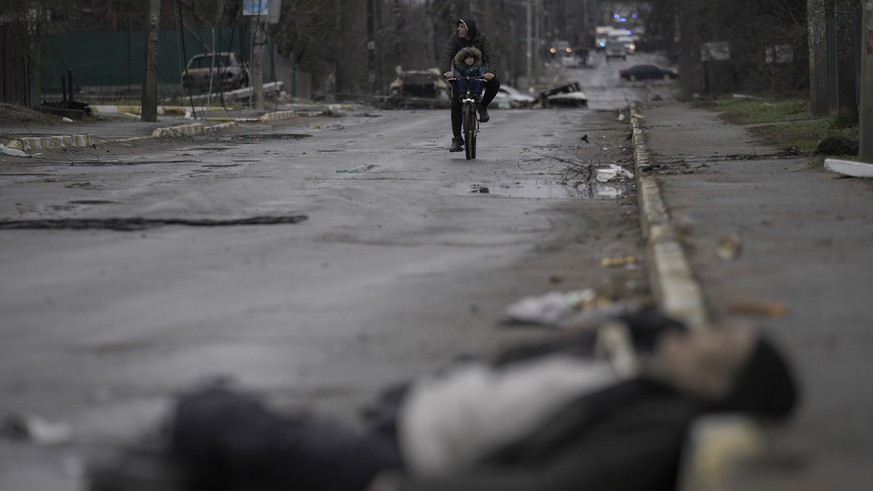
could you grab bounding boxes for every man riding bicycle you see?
[442,16,501,152]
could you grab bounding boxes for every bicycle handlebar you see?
[446,76,489,83]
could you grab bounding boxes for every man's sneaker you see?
[449,137,464,152]
[478,106,490,123]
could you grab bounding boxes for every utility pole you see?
[533,0,541,85]
[835,0,859,123]
[141,0,161,122]
[367,0,376,94]
[526,0,532,89]
[808,0,830,116]
[860,0,873,161]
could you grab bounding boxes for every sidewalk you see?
[0,103,360,154]
[633,101,873,490]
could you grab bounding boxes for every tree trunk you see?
[808,0,830,116]
[860,0,873,161]
[835,0,859,123]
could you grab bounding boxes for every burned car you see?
[182,52,250,93]
[386,66,451,108]
[536,81,588,108]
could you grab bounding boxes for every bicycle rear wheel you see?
[463,104,475,160]
[470,112,477,159]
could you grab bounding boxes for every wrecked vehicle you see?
[494,85,535,109]
[182,52,250,93]
[537,81,588,108]
[386,66,451,108]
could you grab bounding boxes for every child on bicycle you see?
[451,47,487,100]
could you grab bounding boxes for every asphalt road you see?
[0,55,673,490]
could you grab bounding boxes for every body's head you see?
[650,322,798,419]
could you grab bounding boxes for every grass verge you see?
[699,95,860,156]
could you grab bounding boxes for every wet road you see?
[0,57,677,489]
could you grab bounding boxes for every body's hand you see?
[484,72,495,81]
[443,71,453,79]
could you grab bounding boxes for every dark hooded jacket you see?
[442,16,498,76]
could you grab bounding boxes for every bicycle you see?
[449,76,488,160]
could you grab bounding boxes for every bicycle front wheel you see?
[463,104,475,160]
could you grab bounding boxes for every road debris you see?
[600,255,638,267]
[1,413,74,446]
[717,233,743,260]
[595,164,634,183]
[503,289,598,326]
[0,143,40,158]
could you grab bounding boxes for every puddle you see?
[229,133,312,143]
[459,180,631,199]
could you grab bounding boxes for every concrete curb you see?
[6,134,99,152]
[629,102,766,491]
[629,102,709,330]
[824,158,873,177]
[6,122,237,152]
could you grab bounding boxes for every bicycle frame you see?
[448,76,488,160]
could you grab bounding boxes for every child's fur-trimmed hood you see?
[453,47,483,69]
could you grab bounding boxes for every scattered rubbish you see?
[62,117,74,123]
[310,123,321,129]
[732,93,763,100]
[595,164,634,183]
[0,215,308,231]
[1,413,74,446]
[580,134,589,143]
[600,255,638,267]
[470,184,490,194]
[727,300,789,318]
[815,136,859,156]
[38,70,93,119]
[0,144,39,158]
[716,233,743,260]
[504,289,598,326]
[617,112,626,121]
[336,164,376,174]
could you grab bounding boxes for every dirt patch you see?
[0,103,65,127]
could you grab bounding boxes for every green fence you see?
[40,27,276,93]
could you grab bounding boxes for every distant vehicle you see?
[549,40,578,67]
[182,52,250,93]
[604,41,627,61]
[386,66,451,108]
[613,35,637,54]
[595,26,611,49]
[494,85,535,109]
[619,64,679,81]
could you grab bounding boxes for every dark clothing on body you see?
[168,311,700,491]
